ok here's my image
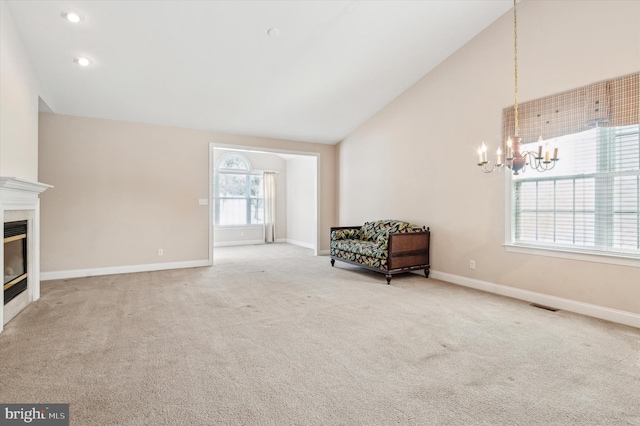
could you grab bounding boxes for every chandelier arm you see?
[519,151,560,172]
[480,160,511,173]
[522,151,537,167]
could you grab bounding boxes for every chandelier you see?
[477,0,559,175]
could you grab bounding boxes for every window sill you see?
[214,225,264,230]
[503,243,640,268]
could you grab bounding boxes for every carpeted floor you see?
[1,243,639,425]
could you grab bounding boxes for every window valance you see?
[503,72,639,144]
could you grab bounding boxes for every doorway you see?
[209,144,320,262]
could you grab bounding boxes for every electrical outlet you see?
[158,249,164,256]
[469,260,476,269]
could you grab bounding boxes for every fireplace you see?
[4,220,28,305]
[1,177,52,332]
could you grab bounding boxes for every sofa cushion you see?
[330,239,387,260]
[360,220,423,242]
[331,228,362,241]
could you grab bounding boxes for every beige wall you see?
[286,155,317,247]
[0,1,43,180]
[213,149,287,245]
[39,113,336,273]
[338,1,640,314]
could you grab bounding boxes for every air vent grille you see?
[530,303,559,312]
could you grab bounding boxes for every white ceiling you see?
[7,1,512,144]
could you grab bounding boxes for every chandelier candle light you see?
[477,0,559,175]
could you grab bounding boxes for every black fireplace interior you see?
[4,220,27,305]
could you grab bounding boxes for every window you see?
[214,153,263,226]
[506,73,639,261]
[513,125,640,255]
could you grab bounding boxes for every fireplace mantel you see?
[1,177,52,332]
[1,177,52,201]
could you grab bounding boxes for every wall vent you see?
[530,303,559,312]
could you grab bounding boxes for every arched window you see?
[217,153,250,171]
[214,153,264,226]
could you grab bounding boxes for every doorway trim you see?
[209,142,321,256]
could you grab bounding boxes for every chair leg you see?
[385,274,392,284]
[330,259,335,267]
[424,268,430,278]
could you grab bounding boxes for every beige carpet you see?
[1,243,639,425]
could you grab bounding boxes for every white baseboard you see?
[319,250,330,256]
[41,260,212,281]
[276,238,287,243]
[428,270,640,329]
[213,239,264,247]
[286,239,315,249]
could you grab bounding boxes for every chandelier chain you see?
[513,0,519,137]
[476,0,560,174]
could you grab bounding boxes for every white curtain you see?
[263,172,277,243]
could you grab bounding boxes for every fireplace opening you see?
[4,220,27,305]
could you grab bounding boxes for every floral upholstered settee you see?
[330,219,430,284]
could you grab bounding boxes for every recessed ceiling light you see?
[267,28,280,38]
[74,56,93,67]
[62,11,83,23]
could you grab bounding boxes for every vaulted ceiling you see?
[7,1,513,144]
